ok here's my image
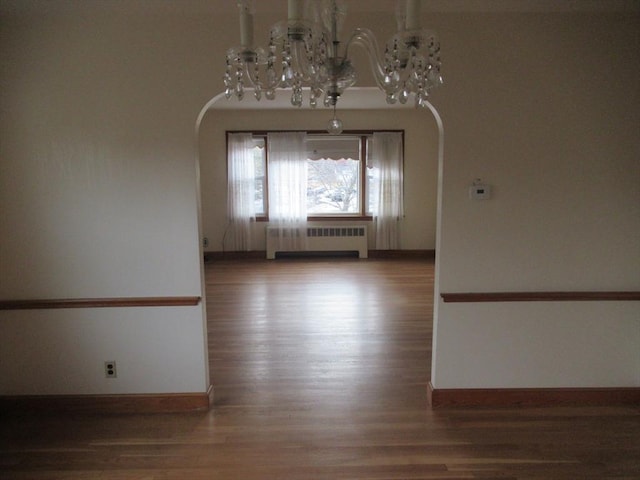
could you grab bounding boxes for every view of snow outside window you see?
[307,157,360,214]
[253,142,266,215]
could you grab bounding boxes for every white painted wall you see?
[431,12,640,388]
[0,307,207,395]
[433,303,640,388]
[0,8,215,395]
[199,108,440,252]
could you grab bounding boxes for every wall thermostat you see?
[469,180,491,200]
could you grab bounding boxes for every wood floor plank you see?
[1,258,639,479]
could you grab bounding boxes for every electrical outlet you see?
[203,237,209,248]
[104,361,117,378]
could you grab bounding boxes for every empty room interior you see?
[0,0,639,478]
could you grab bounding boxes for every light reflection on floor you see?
[211,260,429,414]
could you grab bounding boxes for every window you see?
[232,131,400,221]
[228,130,404,250]
[306,136,362,216]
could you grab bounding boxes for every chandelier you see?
[223,0,443,133]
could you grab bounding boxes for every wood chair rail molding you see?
[0,296,202,311]
[441,291,640,303]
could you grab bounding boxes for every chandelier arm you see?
[343,28,393,92]
[241,54,283,99]
[243,57,261,88]
[290,40,319,85]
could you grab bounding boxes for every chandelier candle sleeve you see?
[406,0,421,30]
[288,0,303,22]
[238,1,254,47]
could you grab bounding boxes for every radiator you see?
[266,225,368,259]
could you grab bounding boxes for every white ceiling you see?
[203,0,640,14]
[1,0,638,15]
[4,0,635,110]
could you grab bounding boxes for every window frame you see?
[226,130,404,222]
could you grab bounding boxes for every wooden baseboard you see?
[0,385,214,414]
[204,251,266,262]
[205,250,435,261]
[428,382,640,408]
[368,249,435,259]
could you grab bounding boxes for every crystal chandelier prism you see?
[223,0,443,125]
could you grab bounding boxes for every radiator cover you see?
[266,225,368,259]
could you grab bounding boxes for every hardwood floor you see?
[207,257,433,413]
[1,257,639,479]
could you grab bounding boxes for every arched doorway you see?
[195,87,445,391]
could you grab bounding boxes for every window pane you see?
[307,158,360,214]
[253,139,266,215]
[365,135,385,216]
[366,164,379,215]
[306,136,361,216]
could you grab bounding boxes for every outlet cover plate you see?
[104,361,117,378]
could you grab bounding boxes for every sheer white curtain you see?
[370,132,404,249]
[227,133,256,251]
[267,132,307,252]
